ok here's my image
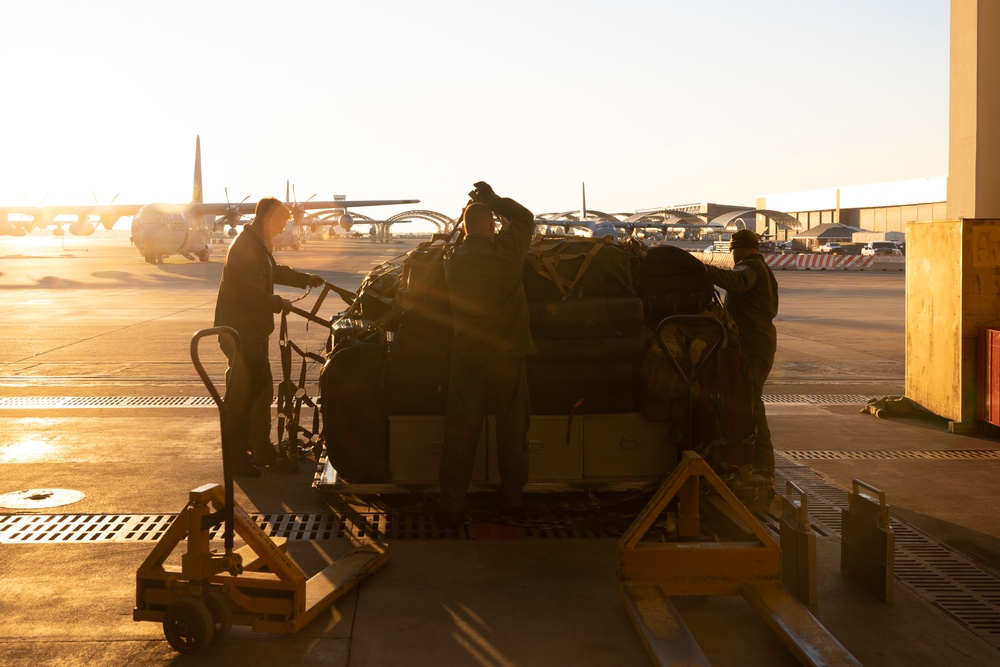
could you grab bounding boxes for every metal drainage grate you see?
[0,396,252,409]
[0,514,177,543]
[775,453,1000,649]
[0,509,621,544]
[0,394,869,409]
[783,449,1000,461]
[763,394,872,405]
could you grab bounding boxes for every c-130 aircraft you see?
[0,136,419,264]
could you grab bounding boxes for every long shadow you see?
[892,507,1000,577]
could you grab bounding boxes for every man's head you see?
[729,229,760,261]
[254,197,291,239]
[461,202,495,238]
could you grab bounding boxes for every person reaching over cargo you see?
[703,229,779,493]
[438,181,536,525]
[214,197,325,478]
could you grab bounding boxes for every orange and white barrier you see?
[764,254,797,269]
[795,254,874,270]
[699,252,900,271]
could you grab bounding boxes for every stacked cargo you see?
[522,237,645,415]
[320,235,754,485]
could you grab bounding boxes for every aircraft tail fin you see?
[192,136,204,204]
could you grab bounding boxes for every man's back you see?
[444,196,536,365]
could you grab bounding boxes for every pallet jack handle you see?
[654,315,727,451]
[190,326,239,554]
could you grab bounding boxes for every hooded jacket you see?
[214,220,311,347]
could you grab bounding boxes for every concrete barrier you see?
[870,256,906,271]
[764,254,797,270]
[697,252,904,272]
[796,255,874,270]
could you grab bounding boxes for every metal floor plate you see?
[4,448,999,648]
[0,394,872,409]
[772,453,1000,649]
[784,449,1000,460]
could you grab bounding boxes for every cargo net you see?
[313,236,759,493]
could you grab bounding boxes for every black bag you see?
[319,340,390,482]
[388,313,452,363]
[385,359,450,415]
[528,296,645,340]
[356,263,401,322]
[640,245,716,327]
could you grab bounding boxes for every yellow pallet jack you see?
[133,327,389,654]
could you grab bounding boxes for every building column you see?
[906,0,1000,429]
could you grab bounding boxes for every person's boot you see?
[233,458,262,478]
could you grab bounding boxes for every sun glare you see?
[0,439,54,463]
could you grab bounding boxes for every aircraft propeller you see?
[287,183,322,231]
[216,187,251,236]
[21,192,49,233]
[92,192,121,235]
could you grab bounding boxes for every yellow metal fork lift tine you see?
[616,452,861,666]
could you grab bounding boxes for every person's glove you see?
[468,181,495,203]
[307,274,325,288]
[473,181,494,198]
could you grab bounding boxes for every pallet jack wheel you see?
[204,591,233,644]
[163,597,215,654]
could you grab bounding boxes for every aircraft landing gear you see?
[197,249,210,262]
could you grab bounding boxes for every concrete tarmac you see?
[1,235,999,665]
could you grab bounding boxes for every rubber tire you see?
[163,597,215,654]
[203,591,233,644]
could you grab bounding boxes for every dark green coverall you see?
[705,253,779,475]
[214,220,312,468]
[439,195,536,512]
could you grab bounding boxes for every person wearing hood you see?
[704,229,779,488]
[214,197,325,477]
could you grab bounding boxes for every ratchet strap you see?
[276,282,345,465]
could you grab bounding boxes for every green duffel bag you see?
[394,239,456,329]
[523,235,641,300]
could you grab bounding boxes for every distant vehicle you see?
[703,245,715,253]
[861,241,903,256]
[816,242,842,254]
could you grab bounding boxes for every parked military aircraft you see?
[0,137,419,264]
[534,183,639,241]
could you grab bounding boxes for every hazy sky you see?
[0,0,949,219]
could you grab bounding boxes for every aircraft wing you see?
[2,199,419,219]
[0,204,145,218]
[301,199,420,209]
[189,198,420,216]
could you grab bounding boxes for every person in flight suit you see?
[214,197,325,477]
[704,228,779,487]
[439,182,536,522]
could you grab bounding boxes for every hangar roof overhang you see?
[709,209,803,232]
